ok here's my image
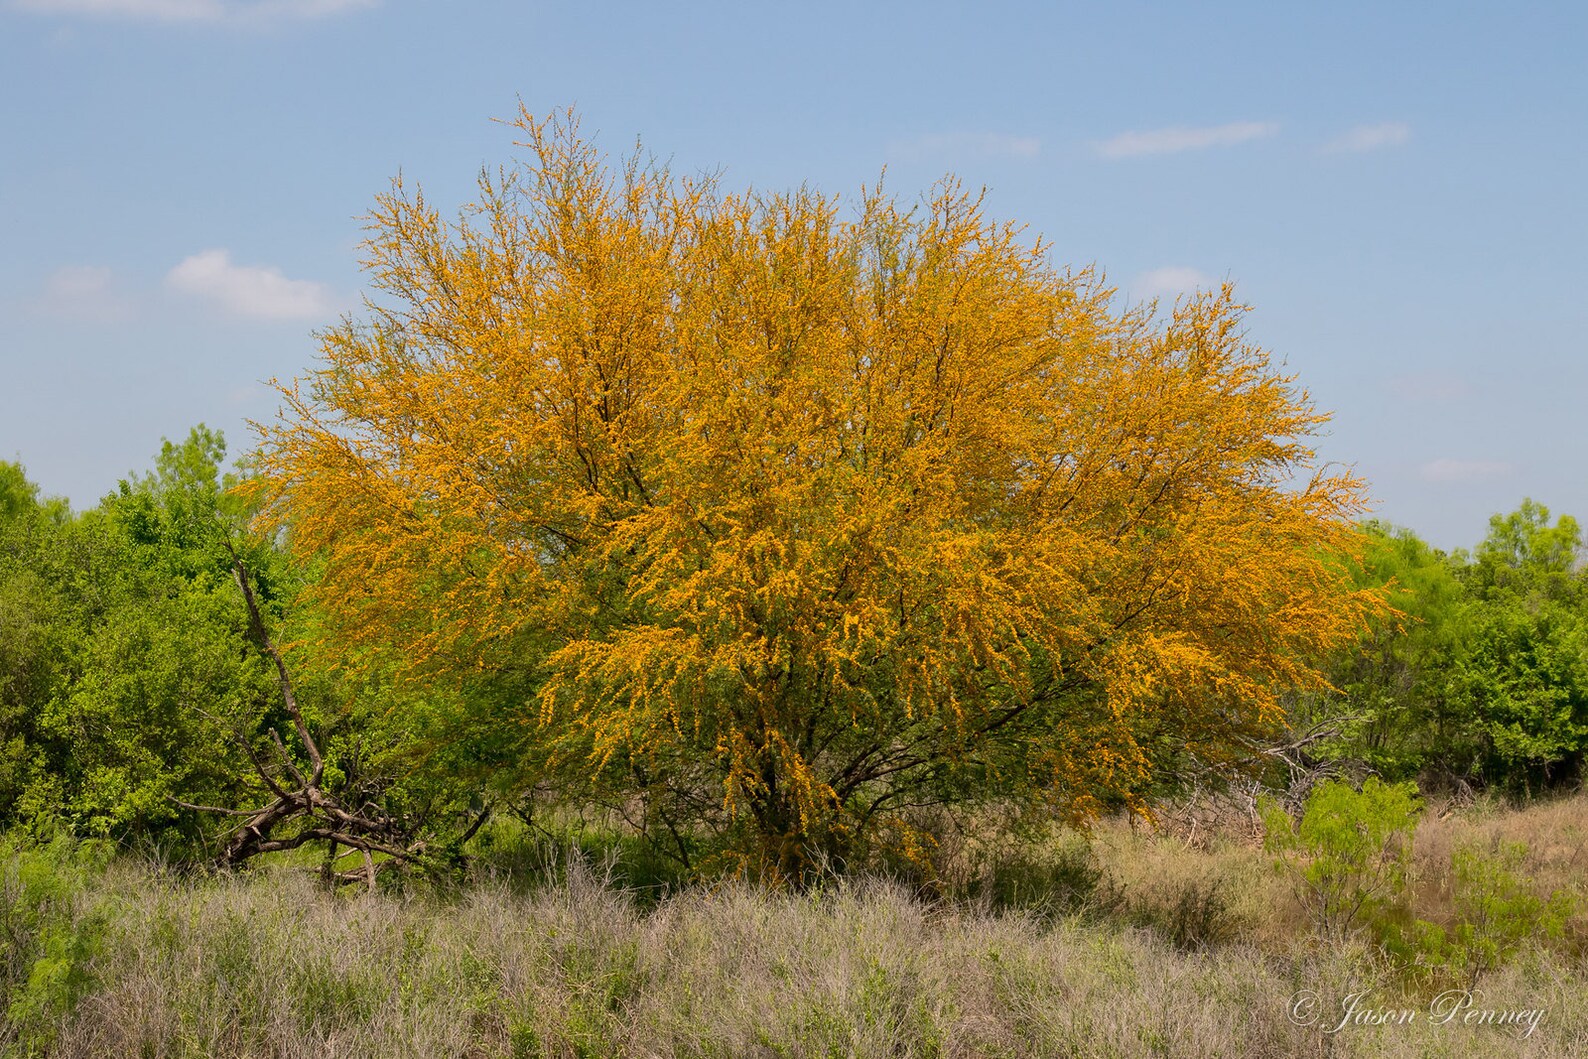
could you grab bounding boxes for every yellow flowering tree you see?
[253,109,1382,879]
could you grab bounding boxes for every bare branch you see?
[226,541,324,785]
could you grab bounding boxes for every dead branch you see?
[184,546,432,891]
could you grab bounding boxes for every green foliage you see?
[1456,502,1588,785]
[0,464,39,525]
[1455,601,1588,777]
[0,465,71,826]
[1298,521,1472,778]
[0,430,286,848]
[1473,499,1583,594]
[1400,840,1576,982]
[1261,778,1579,979]
[1300,502,1588,790]
[2,429,552,873]
[1262,777,1422,942]
[0,831,113,1053]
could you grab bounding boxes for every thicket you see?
[1294,503,1588,791]
[9,435,1584,876]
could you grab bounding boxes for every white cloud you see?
[1420,458,1514,484]
[166,249,333,320]
[45,264,113,301]
[40,264,134,320]
[1132,266,1216,301]
[888,131,1041,161]
[1322,121,1411,154]
[1094,121,1280,159]
[11,0,375,23]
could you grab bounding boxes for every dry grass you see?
[1413,792,1588,901]
[1096,788,1588,955]
[1089,813,1303,948]
[6,792,1588,1057]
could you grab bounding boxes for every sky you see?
[2,1,1584,551]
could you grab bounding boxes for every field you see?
[5,790,1584,1058]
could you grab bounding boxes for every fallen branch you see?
[186,544,431,892]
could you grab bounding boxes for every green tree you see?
[1420,840,1576,981]
[1470,499,1582,597]
[1301,502,1588,790]
[0,463,69,823]
[0,463,40,523]
[0,432,283,845]
[1455,502,1588,785]
[1262,777,1422,942]
[1291,522,1472,780]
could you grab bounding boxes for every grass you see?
[3,792,1586,1057]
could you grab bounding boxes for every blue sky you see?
[2,1,1584,550]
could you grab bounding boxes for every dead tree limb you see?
[1260,712,1363,801]
[188,543,431,890]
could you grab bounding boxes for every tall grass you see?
[4,794,1585,1057]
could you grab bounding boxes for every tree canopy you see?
[252,109,1382,878]
[0,432,279,842]
[1301,503,1588,790]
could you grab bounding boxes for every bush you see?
[969,841,1107,919]
[1261,777,1422,942]
[1399,840,1576,982]
[1138,878,1238,950]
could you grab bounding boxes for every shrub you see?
[1261,777,1422,942]
[1402,840,1576,982]
[1149,878,1238,950]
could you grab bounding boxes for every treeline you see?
[0,428,512,861]
[2,427,1583,865]
[0,428,271,841]
[1301,503,1588,790]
